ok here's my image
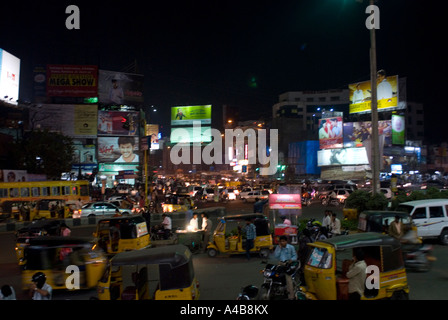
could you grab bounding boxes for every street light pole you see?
[369,0,380,194]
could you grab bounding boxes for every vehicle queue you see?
[4,177,448,300]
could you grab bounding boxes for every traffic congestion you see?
[1,176,448,301]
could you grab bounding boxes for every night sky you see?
[0,0,446,142]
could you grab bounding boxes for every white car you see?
[396,199,448,245]
[241,190,270,202]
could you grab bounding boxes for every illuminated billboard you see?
[343,120,392,148]
[46,65,98,97]
[317,147,369,166]
[170,126,212,143]
[98,136,140,163]
[29,104,98,138]
[98,111,139,136]
[98,70,144,105]
[391,114,405,145]
[0,49,20,105]
[171,105,212,126]
[145,124,160,150]
[349,74,399,114]
[318,117,343,149]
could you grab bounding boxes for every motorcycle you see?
[236,285,259,300]
[321,195,340,206]
[301,194,312,207]
[403,243,437,272]
[258,261,301,300]
[150,225,178,242]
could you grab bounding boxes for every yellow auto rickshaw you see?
[97,244,200,300]
[299,232,409,300]
[15,219,64,263]
[94,215,151,255]
[20,237,107,291]
[30,199,71,220]
[206,213,273,258]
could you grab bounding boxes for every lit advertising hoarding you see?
[171,105,212,126]
[98,136,140,163]
[72,141,96,164]
[0,49,20,105]
[98,70,144,105]
[343,120,392,148]
[317,147,369,166]
[98,111,139,136]
[29,104,98,138]
[318,116,343,149]
[269,194,302,210]
[170,126,212,143]
[145,124,160,150]
[391,114,405,145]
[349,75,399,114]
[46,65,98,97]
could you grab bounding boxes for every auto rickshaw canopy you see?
[316,232,402,251]
[110,245,192,268]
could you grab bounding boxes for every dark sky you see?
[0,0,446,142]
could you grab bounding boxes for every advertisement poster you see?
[145,124,160,150]
[317,147,369,166]
[171,105,212,126]
[29,104,97,138]
[0,169,28,182]
[98,110,139,136]
[0,49,20,105]
[348,75,399,114]
[46,65,98,97]
[343,120,392,148]
[72,141,96,164]
[318,117,343,149]
[98,70,144,105]
[98,136,139,163]
[269,194,302,210]
[391,114,405,145]
[170,126,212,143]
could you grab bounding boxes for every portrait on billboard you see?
[171,105,212,126]
[349,73,399,114]
[98,136,139,163]
[318,117,343,149]
[98,70,144,105]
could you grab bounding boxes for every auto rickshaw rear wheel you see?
[207,248,217,257]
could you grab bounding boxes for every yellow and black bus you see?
[0,180,90,221]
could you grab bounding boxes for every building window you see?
[306,97,314,102]
[330,96,340,101]
[319,97,326,102]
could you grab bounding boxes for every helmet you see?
[32,272,46,289]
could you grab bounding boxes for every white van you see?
[396,199,448,245]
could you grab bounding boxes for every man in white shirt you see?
[29,272,52,300]
[330,212,341,236]
[189,213,199,231]
[352,83,364,104]
[161,213,172,240]
[376,69,393,100]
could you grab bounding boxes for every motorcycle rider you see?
[274,235,298,300]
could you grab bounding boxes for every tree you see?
[10,129,74,180]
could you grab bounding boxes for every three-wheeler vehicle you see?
[97,244,200,300]
[20,237,107,291]
[299,232,410,300]
[93,215,151,255]
[206,213,273,258]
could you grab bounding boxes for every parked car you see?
[72,202,131,218]
[241,190,270,202]
[203,188,216,201]
[238,187,257,200]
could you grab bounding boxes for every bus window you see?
[80,185,89,196]
[52,186,61,196]
[20,188,30,197]
[9,188,19,197]
[42,187,50,196]
[62,186,70,196]
[31,187,40,197]
[0,188,7,197]
[71,186,78,196]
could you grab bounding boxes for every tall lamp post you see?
[368,0,380,194]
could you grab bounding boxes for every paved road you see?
[1,199,447,300]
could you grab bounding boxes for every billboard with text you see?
[0,49,20,105]
[171,105,212,126]
[46,65,98,97]
[349,75,399,114]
